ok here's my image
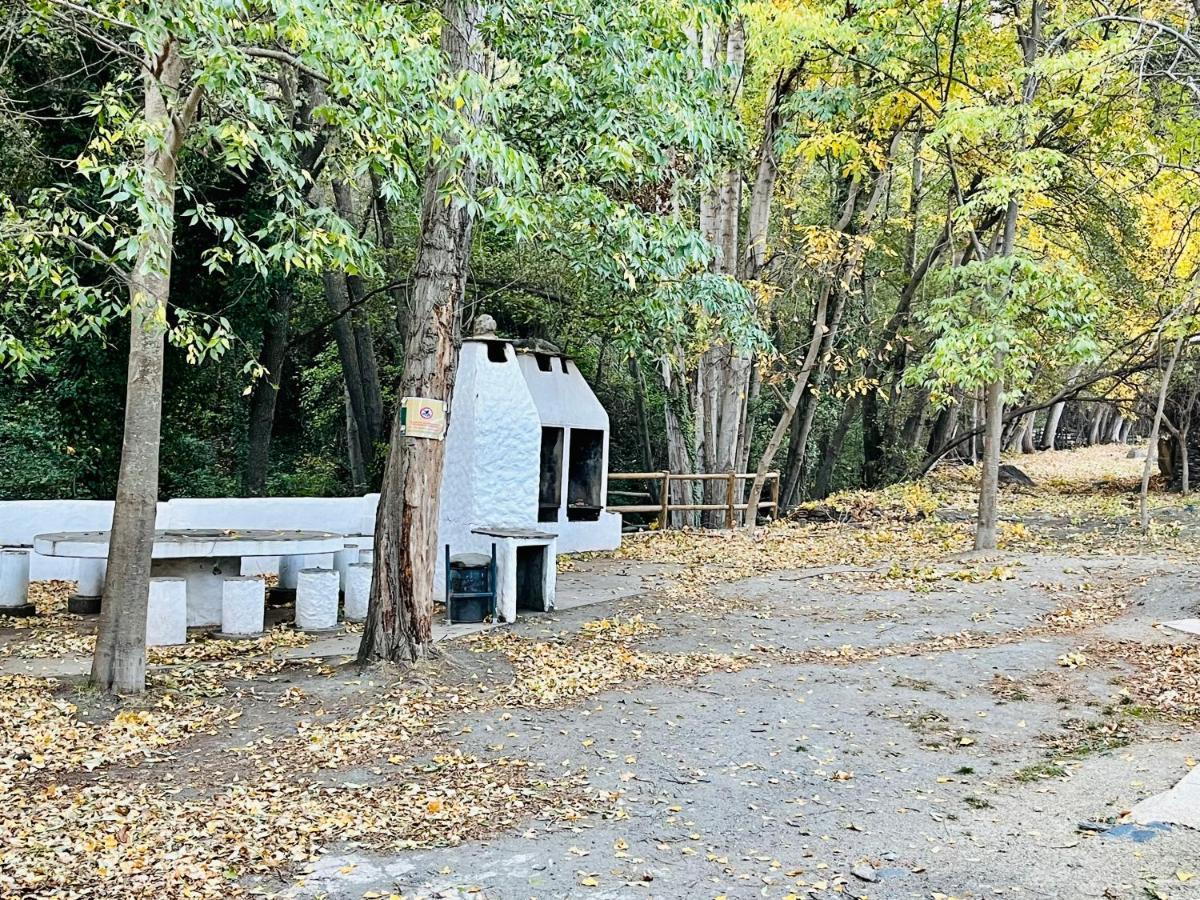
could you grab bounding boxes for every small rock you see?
[998,464,1035,486]
[852,863,878,883]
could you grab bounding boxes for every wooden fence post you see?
[726,471,736,528]
[770,474,781,520]
[658,472,671,530]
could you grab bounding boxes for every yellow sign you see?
[399,397,447,439]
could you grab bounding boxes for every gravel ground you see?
[279,551,1200,900]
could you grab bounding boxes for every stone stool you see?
[145,577,187,647]
[69,558,106,614]
[277,555,302,592]
[295,567,340,632]
[344,562,372,623]
[358,548,375,566]
[333,544,360,593]
[218,576,265,639]
[0,549,34,617]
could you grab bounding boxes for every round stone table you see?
[33,529,346,627]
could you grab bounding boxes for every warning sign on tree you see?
[399,397,447,439]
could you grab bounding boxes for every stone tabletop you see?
[33,529,346,559]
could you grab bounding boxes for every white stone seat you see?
[295,567,340,632]
[69,558,106,614]
[220,576,265,638]
[0,549,33,617]
[344,562,372,623]
[333,543,361,592]
[146,577,187,646]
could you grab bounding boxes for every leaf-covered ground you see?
[5,445,1200,899]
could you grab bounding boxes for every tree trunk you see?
[244,278,294,495]
[323,269,372,489]
[661,356,696,526]
[1040,364,1080,449]
[975,378,1004,551]
[629,356,656,483]
[358,0,483,664]
[1087,404,1103,445]
[744,287,831,523]
[1141,333,1186,532]
[1020,413,1036,453]
[814,396,861,499]
[332,179,386,450]
[1182,427,1191,495]
[92,39,196,693]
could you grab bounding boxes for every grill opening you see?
[516,545,546,611]
[538,427,564,522]
[567,428,604,521]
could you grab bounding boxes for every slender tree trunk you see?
[629,357,656,482]
[1040,364,1080,449]
[1182,427,1191,495]
[333,179,385,449]
[1141,334,1186,532]
[244,278,293,495]
[1087,404,1102,445]
[814,396,861,499]
[92,39,196,693]
[661,356,696,526]
[323,269,371,488]
[745,288,831,523]
[358,0,483,664]
[1020,413,1036,453]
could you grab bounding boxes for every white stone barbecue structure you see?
[436,334,621,620]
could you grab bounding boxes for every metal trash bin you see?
[445,544,496,624]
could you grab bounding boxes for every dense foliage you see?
[3,0,1200,505]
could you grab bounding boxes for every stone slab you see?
[1162,619,1200,637]
[1129,764,1200,830]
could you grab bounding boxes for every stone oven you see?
[435,333,620,621]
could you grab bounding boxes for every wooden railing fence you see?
[606,471,781,529]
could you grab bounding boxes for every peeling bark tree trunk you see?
[92,39,199,693]
[358,0,483,664]
[661,356,696,527]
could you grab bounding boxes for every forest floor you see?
[6,445,1200,899]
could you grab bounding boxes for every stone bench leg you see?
[295,568,340,632]
[218,576,265,639]
[146,577,187,647]
[0,549,34,617]
[69,558,106,615]
[344,562,372,623]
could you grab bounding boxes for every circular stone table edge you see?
[33,529,347,560]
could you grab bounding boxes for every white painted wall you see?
[435,339,542,594]
[515,351,621,553]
